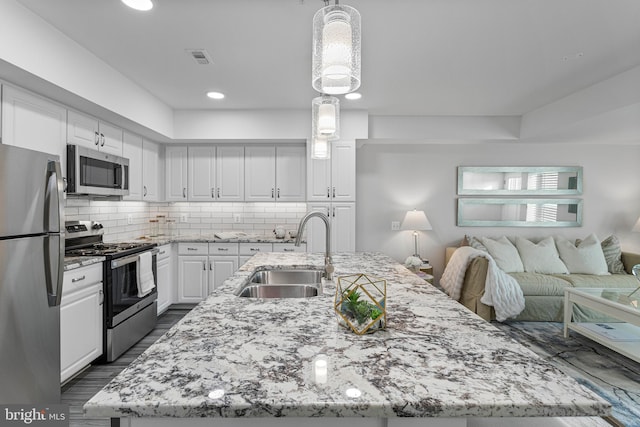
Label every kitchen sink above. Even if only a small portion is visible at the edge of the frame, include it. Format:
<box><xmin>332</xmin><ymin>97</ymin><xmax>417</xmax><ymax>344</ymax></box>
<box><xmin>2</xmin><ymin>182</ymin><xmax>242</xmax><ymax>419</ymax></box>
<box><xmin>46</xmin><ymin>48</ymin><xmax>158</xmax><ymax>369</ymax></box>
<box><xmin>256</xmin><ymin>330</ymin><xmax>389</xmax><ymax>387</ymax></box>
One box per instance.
<box><xmin>236</xmin><ymin>268</ymin><xmax>323</xmax><ymax>298</ymax></box>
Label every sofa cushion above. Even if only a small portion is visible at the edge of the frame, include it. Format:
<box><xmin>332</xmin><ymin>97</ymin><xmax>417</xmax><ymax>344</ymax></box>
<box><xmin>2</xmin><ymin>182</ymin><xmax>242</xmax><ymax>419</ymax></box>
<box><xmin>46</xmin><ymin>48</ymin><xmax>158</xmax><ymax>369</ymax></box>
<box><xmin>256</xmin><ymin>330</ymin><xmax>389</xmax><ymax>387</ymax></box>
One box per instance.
<box><xmin>596</xmin><ymin>235</ymin><xmax>626</xmax><ymax>274</ymax></box>
<box><xmin>555</xmin><ymin>234</ymin><xmax>609</xmax><ymax>275</ymax></box>
<box><xmin>480</xmin><ymin>236</ymin><xmax>524</xmax><ymax>272</ymax></box>
<box><xmin>509</xmin><ymin>272</ymin><xmax>572</xmax><ymax>296</ymax></box>
<box><xmin>553</xmin><ymin>273</ymin><xmax>638</xmax><ymax>289</ymax></box>
<box><xmin>515</xmin><ymin>236</ymin><xmax>569</xmax><ymax>274</ymax></box>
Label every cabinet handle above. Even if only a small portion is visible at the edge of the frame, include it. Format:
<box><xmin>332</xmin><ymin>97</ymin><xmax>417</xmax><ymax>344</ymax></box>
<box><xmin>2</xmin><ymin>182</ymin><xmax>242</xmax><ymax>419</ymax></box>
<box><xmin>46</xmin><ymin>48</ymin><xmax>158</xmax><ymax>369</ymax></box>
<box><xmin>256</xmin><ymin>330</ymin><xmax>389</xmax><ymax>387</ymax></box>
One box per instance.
<box><xmin>250</xmin><ymin>248</ymin><xmax>260</xmax><ymax>252</ymax></box>
<box><xmin>211</xmin><ymin>188</ymin><xmax>215</xmax><ymax>198</ymax></box>
<box><xmin>327</xmin><ymin>187</ymin><xmax>330</xmax><ymax>198</ymax></box>
<box><xmin>63</xmin><ymin>177</ymin><xmax>68</xmax><ymax>192</ymax></box>
<box><xmin>333</xmin><ymin>207</ymin><xmax>336</xmax><ymax>217</ymax></box>
<box><xmin>183</xmin><ymin>188</ymin><xmax>186</xmax><ymax>198</ymax></box>
<box><xmin>94</xmin><ymin>131</ymin><xmax>100</xmax><ymax>145</ymax></box>
<box><xmin>203</xmin><ymin>262</ymin><xmax>206</xmax><ymax>271</ymax></box>
<box><xmin>100</xmin><ymin>133</ymin><xmax>105</xmax><ymax>147</ymax></box>
<box><xmin>143</xmin><ymin>186</ymin><xmax>147</xmax><ymax>197</ymax></box>
<box><xmin>187</xmin><ymin>247</ymin><xmax>198</xmax><ymax>251</ymax></box>
<box><xmin>333</xmin><ymin>187</ymin><xmax>336</xmax><ymax>198</ymax></box>
<box><xmin>217</xmin><ymin>188</ymin><xmax>220</xmax><ymax>198</ymax></box>
<box><xmin>209</xmin><ymin>263</ymin><xmax>213</xmax><ymax>271</ymax></box>
<box><xmin>277</xmin><ymin>188</ymin><xmax>281</xmax><ymax>198</ymax></box>
<box><xmin>271</xmin><ymin>188</ymin><xmax>275</xmax><ymax>199</ymax></box>
<box><xmin>218</xmin><ymin>248</ymin><xmax>229</xmax><ymax>251</ymax></box>
<box><xmin>71</xmin><ymin>275</ymin><xmax>86</xmax><ymax>283</ymax></box>
<box><xmin>283</xmin><ymin>248</ymin><xmax>294</xmax><ymax>252</ymax></box>
<box><xmin>99</xmin><ymin>289</ymin><xmax>104</xmax><ymax>305</ymax></box>
<box><xmin>159</xmin><ymin>251</ymin><xmax>166</xmax><ymax>255</ymax></box>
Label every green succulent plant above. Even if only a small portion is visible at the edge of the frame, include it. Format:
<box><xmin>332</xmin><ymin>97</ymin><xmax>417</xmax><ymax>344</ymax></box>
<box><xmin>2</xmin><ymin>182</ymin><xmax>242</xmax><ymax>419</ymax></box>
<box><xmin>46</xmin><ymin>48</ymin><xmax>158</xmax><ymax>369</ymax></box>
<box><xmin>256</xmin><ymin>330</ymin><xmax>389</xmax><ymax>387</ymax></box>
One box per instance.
<box><xmin>340</xmin><ymin>290</ymin><xmax>384</xmax><ymax>325</ymax></box>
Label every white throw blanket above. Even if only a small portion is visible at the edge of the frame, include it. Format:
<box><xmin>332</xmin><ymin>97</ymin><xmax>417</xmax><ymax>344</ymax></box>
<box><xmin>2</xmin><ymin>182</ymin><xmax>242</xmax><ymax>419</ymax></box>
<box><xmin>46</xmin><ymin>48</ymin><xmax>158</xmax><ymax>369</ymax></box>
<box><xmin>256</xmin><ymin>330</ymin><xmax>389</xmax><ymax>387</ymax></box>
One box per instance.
<box><xmin>440</xmin><ymin>246</ymin><xmax>525</xmax><ymax>322</ymax></box>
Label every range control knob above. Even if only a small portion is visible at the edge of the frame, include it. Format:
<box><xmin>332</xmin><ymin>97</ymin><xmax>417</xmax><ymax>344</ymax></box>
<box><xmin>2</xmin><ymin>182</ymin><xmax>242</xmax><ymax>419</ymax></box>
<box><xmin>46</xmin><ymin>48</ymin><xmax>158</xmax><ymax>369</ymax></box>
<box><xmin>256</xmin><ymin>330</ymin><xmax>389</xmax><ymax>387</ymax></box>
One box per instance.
<box><xmin>92</xmin><ymin>222</ymin><xmax>104</xmax><ymax>230</ymax></box>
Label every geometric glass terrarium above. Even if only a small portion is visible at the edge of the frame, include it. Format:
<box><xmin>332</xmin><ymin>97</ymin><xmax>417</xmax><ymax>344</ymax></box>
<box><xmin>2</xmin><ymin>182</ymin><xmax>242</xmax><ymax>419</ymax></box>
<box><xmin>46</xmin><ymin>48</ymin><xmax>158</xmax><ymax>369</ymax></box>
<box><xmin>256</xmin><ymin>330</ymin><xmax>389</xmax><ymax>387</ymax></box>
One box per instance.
<box><xmin>334</xmin><ymin>274</ymin><xmax>386</xmax><ymax>335</ymax></box>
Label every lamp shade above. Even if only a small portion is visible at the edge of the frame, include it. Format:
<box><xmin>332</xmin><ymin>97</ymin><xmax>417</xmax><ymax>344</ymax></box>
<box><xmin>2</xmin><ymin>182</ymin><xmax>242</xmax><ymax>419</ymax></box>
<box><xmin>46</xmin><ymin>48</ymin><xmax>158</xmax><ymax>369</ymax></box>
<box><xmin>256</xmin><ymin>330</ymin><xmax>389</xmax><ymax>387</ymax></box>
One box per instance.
<box><xmin>401</xmin><ymin>210</ymin><xmax>432</xmax><ymax>231</ymax></box>
<box><xmin>312</xmin><ymin>4</ymin><xmax>361</xmax><ymax>95</ymax></box>
<box><xmin>633</xmin><ymin>217</ymin><xmax>640</xmax><ymax>232</ymax></box>
<box><xmin>312</xmin><ymin>95</ymin><xmax>340</xmax><ymax>141</ymax></box>
<box><xmin>311</xmin><ymin>136</ymin><xmax>331</xmax><ymax>160</ymax></box>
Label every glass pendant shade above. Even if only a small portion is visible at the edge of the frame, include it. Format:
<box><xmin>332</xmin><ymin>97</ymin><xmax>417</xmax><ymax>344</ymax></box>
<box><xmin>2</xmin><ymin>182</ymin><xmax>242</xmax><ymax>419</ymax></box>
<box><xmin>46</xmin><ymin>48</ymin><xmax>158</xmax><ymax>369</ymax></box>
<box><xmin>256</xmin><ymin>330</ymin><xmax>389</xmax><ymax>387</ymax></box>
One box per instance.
<box><xmin>312</xmin><ymin>96</ymin><xmax>340</xmax><ymax>142</ymax></box>
<box><xmin>312</xmin><ymin>4</ymin><xmax>361</xmax><ymax>95</ymax></box>
<box><xmin>311</xmin><ymin>136</ymin><xmax>331</xmax><ymax>160</ymax></box>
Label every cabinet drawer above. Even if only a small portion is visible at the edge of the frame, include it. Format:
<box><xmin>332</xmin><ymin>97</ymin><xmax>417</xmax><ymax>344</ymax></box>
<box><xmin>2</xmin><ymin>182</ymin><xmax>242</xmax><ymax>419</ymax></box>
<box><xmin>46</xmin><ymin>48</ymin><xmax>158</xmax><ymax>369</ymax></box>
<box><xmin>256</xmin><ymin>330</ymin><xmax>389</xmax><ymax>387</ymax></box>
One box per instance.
<box><xmin>178</xmin><ymin>242</ymin><xmax>209</xmax><ymax>255</ymax></box>
<box><xmin>209</xmin><ymin>242</ymin><xmax>239</xmax><ymax>255</ymax></box>
<box><xmin>272</xmin><ymin>243</ymin><xmax>307</xmax><ymax>253</ymax></box>
<box><xmin>63</xmin><ymin>263</ymin><xmax>103</xmax><ymax>296</ymax></box>
<box><xmin>156</xmin><ymin>244</ymin><xmax>172</xmax><ymax>260</ymax></box>
<box><xmin>239</xmin><ymin>242</ymin><xmax>273</xmax><ymax>255</ymax></box>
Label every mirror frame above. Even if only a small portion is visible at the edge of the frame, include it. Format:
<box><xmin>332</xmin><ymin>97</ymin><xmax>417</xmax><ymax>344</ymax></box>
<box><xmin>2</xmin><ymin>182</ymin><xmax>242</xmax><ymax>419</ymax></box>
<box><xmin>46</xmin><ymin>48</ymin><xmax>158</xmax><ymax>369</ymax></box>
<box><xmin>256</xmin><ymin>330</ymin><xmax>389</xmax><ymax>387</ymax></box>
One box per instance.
<box><xmin>457</xmin><ymin>198</ymin><xmax>583</xmax><ymax>227</ymax></box>
<box><xmin>457</xmin><ymin>166</ymin><xmax>583</xmax><ymax>195</ymax></box>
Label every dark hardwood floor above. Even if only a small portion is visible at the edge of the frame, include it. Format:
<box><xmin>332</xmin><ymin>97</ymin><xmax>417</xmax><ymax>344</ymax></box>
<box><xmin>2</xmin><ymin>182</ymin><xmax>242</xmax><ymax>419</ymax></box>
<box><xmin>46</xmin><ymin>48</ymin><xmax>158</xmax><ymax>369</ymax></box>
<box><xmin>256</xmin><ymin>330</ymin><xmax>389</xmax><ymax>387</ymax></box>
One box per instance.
<box><xmin>61</xmin><ymin>307</ymin><xmax>192</xmax><ymax>427</ymax></box>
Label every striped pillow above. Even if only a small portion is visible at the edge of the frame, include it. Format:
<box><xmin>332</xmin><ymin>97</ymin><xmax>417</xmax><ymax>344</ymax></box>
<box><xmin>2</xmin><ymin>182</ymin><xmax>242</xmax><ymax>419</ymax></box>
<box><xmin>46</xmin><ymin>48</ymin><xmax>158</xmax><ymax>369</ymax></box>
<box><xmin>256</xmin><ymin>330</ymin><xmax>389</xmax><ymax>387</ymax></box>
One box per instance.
<box><xmin>576</xmin><ymin>234</ymin><xmax>625</xmax><ymax>274</ymax></box>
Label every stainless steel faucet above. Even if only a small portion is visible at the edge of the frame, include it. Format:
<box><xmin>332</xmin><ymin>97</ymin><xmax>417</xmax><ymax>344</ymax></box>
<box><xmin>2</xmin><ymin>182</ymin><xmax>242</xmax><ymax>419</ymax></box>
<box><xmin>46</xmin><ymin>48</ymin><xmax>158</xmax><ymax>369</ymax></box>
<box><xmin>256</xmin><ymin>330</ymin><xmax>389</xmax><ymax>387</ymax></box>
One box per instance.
<box><xmin>295</xmin><ymin>211</ymin><xmax>334</xmax><ymax>280</ymax></box>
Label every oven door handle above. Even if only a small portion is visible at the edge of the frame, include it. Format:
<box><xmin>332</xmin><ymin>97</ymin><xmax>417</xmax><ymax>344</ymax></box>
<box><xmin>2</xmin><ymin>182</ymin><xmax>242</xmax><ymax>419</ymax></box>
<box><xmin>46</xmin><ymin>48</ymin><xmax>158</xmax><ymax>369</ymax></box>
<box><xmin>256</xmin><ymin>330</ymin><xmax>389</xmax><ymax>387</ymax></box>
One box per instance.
<box><xmin>110</xmin><ymin>249</ymin><xmax>159</xmax><ymax>270</ymax></box>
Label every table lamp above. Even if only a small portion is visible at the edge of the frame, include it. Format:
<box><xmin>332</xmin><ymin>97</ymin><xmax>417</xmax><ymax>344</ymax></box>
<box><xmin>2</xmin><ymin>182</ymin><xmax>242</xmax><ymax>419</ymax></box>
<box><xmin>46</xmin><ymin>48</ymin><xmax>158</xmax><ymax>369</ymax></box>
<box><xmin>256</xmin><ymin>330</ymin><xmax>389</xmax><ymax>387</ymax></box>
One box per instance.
<box><xmin>401</xmin><ymin>209</ymin><xmax>432</xmax><ymax>261</ymax></box>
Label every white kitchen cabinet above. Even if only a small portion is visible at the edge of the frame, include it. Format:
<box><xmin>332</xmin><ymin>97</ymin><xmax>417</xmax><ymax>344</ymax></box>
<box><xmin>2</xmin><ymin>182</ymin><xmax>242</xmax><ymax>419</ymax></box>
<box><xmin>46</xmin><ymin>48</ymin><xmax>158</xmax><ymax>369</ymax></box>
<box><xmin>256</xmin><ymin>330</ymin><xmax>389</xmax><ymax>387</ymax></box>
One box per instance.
<box><xmin>166</xmin><ymin>145</ymin><xmax>188</xmax><ymax>201</ymax></box>
<box><xmin>1</xmin><ymin>84</ymin><xmax>67</xmax><ymax>186</ymax></box>
<box><xmin>67</xmin><ymin>110</ymin><xmax>123</xmax><ymax>156</ymax></box>
<box><xmin>142</xmin><ymin>139</ymin><xmax>161</xmax><ymax>201</ymax></box>
<box><xmin>123</xmin><ymin>131</ymin><xmax>143</xmax><ymax>201</ymax></box>
<box><xmin>177</xmin><ymin>255</ymin><xmax>208</xmax><ymax>303</ymax></box>
<box><xmin>60</xmin><ymin>264</ymin><xmax>103</xmax><ymax>384</ymax></box>
<box><xmin>156</xmin><ymin>244</ymin><xmax>174</xmax><ymax>315</ymax></box>
<box><xmin>209</xmin><ymin>256</ymin><xmax>239</xmax><ymax>293</ymax></box>
<box><xmin>307</xmin><ymin>140</ymin><xmax>356</xmax><ymax>202</ymax></box>
<box><xmin>276</xmin><ymin>145</ymin><xmax>306</xmax><ymax>201</ymax></box>
<box><xmin>245</xmin><ymin>145</ymin><xmax>305</xmax><ymax>202</ymax></box>
<box><xmin>306</xmin><ymin>202</ymin><xmax>355</xmax><ymax>253</ymax></box>
<box><xmin>188</xmin><ymin>145</ymin><xmax>244</xmax><ymax>202</ymax></box>
<box><xmin>272</xmin><ymin>243</ymin><xmax>307</xmax><ymax>253</ymax></box>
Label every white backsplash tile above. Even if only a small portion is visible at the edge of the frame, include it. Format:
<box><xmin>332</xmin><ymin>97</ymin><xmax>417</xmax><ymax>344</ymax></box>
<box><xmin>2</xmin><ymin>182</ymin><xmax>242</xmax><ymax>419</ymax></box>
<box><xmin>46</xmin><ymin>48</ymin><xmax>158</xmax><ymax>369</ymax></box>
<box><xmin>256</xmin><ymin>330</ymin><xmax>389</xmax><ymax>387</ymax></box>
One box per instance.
<box><xmin>64</xmin><ymin>199</ymin><xmax>309</xmax><ymax>242</ymax></box>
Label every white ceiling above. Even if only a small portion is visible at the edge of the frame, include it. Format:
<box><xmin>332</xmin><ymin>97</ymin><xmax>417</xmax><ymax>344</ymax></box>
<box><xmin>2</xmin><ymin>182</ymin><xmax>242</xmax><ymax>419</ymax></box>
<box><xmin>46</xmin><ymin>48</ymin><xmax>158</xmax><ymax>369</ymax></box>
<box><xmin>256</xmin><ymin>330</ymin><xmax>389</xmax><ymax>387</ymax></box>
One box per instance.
<box><xmin>14</xmin><ymin>0</ymin><xmax>640</xmax><ymax>117</ymax></box>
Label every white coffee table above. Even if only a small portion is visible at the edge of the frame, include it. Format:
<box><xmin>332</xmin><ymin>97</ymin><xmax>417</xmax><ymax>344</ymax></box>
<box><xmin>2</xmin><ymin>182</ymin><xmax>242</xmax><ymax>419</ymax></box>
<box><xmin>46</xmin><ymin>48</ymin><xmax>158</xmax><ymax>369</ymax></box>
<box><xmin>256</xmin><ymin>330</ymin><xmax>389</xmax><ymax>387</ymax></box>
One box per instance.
<box><xmin>563</xmin><ymin>287</ymin><xmax>640</xmax><ymax>363</ymax></box>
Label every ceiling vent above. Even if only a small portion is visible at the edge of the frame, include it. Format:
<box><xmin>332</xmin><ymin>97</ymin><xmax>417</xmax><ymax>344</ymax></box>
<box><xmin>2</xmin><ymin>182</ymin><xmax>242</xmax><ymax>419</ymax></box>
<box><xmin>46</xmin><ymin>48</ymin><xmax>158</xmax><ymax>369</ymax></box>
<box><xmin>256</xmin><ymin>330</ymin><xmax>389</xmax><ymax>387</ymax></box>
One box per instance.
<box><xmin>185</xmin><ymin>49</ymin><xmax>212</xmax><ymax>65</ymax></box>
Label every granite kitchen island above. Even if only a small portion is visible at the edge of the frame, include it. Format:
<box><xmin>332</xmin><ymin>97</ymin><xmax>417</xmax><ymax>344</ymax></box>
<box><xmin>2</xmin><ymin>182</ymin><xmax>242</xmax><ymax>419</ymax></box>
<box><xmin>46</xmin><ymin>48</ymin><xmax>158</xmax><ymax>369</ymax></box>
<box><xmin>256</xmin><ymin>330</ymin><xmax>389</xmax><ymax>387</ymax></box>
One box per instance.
<box><xmin>84</xmin><ymin>252</ymin><xmax>610</xmax><ymax>427</ymax></box>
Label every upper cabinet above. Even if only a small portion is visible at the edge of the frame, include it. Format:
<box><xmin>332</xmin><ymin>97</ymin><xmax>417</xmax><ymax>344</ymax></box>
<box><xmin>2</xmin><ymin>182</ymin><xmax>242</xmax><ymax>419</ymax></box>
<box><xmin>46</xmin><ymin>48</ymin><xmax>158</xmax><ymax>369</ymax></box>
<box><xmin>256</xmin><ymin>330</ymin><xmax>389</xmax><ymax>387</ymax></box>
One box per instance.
<box><xmin>122</xmin><ymin>131</ymin><xmax>143</xmax><ymax>201</ymax></box>
<box><xmin>187</xmin><ymin>145</ymin><xmax>244</xmax><ymax>202</ymax></box>
<box><xmin>165</xmin><ymin>145</ymin><xmax>188</xmax><ymax>201</ymax></box>
<box><xmin>123</xmin><ymin>133</ymin><xmax>162</xmax><ymax>202</ymax></box>
<box><xmin>67</xmin><ymin>110</ymin><xmax>123</xmax><ymax>157</ymax></box>
<box><xmin>245</xmin><ymin>145</ymin><xmax>305</xmax><ymax>202</ymax></box>
<box><xmin>0</xmin><ymin>84</ymin><xmax>67</xmax><ymax>185</ymax></box>
<box><xmin>307</xmin><ymin>140</ymin><xmax>355</xmax><ymax>202</ymax></box>
<box><xmin>142</xmin><ymin>140</ymin><xmax>162</xmax><ymax>202</ymax></box>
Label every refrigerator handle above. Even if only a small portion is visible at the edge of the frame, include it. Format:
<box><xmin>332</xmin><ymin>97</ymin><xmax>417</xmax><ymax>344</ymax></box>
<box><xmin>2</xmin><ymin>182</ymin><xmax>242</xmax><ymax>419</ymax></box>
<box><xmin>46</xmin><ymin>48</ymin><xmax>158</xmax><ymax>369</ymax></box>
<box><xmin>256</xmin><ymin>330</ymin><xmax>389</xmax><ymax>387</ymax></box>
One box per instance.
<box><xmin>44</xmin><ymin>159</ymin><xmax>65</xmax><ymax>307</ymax></box>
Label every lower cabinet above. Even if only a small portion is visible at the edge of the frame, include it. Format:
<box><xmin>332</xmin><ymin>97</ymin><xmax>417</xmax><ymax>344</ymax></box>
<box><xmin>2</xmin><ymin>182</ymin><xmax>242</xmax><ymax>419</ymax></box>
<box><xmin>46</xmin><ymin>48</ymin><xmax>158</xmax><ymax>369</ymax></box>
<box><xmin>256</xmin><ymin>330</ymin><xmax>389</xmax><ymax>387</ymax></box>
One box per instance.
<box><xmin>209</xmin><ymin>256</ymin><xmax>239</xmax><ymax>293</ymax></box>
<box><xmin>177</xmin><ymin>255</ymin><xmax>208</xmax><ymax>303</ymax></box>
<box><xmin>60</xmin><ymin>264</ymin><xmax>103</xmax><ymax>384</ymax></box>
<box><xmin>156</xmin><ymin>244</ymin><xmax>174</xmax><ymax>315</ymax></box>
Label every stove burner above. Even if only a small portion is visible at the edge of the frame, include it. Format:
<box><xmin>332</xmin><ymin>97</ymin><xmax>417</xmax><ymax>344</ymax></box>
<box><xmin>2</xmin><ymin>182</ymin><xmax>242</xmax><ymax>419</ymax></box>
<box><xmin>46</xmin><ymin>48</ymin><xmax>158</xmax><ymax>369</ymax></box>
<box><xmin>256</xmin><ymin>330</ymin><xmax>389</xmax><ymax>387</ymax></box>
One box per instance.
<box><xmin>65</xmin><ymin>242</ymin><xmax>153</xmax><ymax>257</ymax></box>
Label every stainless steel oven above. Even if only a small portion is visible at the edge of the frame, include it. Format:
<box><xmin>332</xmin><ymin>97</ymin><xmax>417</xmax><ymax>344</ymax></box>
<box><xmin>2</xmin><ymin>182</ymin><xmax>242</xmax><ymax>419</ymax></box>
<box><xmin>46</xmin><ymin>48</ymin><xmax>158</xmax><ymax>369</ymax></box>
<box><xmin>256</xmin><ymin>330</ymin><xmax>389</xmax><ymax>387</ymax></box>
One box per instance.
<box><xmin>66</xmin><ymin>145</ymin><xmax>129</xmax><ymax>196</ymax></box>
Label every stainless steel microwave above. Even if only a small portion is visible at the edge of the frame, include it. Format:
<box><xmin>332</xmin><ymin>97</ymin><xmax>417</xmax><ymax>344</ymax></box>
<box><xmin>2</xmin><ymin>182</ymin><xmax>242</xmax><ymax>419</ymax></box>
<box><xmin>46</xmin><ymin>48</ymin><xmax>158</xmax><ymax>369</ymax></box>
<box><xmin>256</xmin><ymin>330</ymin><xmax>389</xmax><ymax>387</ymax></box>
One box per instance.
<box><xmin>66</xmin><ymin>145</ymin><xmax>129</xmax><ymax>196</ymax></box>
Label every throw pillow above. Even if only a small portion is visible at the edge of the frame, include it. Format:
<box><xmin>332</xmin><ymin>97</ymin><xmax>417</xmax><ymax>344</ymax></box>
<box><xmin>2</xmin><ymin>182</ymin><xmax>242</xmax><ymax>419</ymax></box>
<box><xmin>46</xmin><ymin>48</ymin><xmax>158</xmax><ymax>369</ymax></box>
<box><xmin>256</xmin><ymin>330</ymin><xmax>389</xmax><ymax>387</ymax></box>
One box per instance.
<box><xmin>466</xmin><ymin>235</ymin><xmax>488</xmax><ymax>252</ymax></box>
<box><xmin>576</xmin><ymin>235</ymin><xmax>626</xmax><ymax>274</ymax></box>
<box><xmin>555</xmin><ymin>234</ymin><xmax>609</xmax><ymax>275</ymax></box>
<box><xmin>515</xmin><ymin>236</ymin><xmax>569</xmax><ymax>274</ymax></box>
<box><xmin>479</xmin><ymin>236</ymin><xmax>524</xmax><ymax>272</ymax></box>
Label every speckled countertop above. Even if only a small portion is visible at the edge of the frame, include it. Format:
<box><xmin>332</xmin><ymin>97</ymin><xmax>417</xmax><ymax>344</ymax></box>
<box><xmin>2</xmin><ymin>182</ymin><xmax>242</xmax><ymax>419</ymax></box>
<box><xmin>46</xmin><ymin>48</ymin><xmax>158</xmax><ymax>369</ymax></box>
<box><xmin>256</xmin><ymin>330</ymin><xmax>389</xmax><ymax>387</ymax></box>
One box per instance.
<box><xmin>127</xmin><ymin>233</ymin><xmax>305</xmax><ymax>246</ymax></box>
<box><xmin>64</xmin><ymin>256</ymin><xmax>105</xmax><ymax>271</ymax></box>
<box><xmin>83</xmin><ymin>252</ymin><xmax>609</xmax><ymax>420</ymax></box>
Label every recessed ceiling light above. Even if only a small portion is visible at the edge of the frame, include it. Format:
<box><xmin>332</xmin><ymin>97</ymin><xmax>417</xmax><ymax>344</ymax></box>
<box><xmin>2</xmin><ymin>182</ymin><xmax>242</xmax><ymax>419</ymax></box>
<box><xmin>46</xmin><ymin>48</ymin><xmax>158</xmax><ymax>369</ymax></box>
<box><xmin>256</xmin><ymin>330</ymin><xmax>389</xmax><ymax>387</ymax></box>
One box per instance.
<box><xmin>206</xmin><ymin>91</ymin><xmax>225</xmax><ymax>100</ymax></box>
<box><xmin>121</xmin><ymin>0</ymin><xmax>153</xmax><ymax>11</ymax></box>
<box><xmin>345</xmin><ymin>92</ymin><xmax>362</xmax><ymax>100</ymax></box>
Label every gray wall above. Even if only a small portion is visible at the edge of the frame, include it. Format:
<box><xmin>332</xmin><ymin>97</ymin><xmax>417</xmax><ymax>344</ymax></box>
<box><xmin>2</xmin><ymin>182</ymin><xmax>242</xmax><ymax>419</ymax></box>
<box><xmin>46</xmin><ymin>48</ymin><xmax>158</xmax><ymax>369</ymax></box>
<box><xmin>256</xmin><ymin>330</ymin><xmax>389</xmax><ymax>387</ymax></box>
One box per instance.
<box><xmin>356</xmin><ymin>142</ymin><xmax>640</xmax><ymax>282</ymax></box>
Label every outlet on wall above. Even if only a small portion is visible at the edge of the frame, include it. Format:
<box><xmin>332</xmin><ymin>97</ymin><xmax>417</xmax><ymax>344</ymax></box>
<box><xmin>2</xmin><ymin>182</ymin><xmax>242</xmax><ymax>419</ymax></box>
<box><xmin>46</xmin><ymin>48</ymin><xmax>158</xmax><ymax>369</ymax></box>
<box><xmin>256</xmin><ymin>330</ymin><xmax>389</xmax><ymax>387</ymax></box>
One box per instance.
<box><xmin>180</xmin><ymin>214</ymin><xmax>188</xmax><ymax>223</ymax></box>
<box><xmin>233</xmin><ymin>213</ymin><xmax>242</xmax><ymax>223</ymax></box>
<box><xmin>127</xmin><ymin>214</ymin><xmax>133</xmax><ymax>225</ymax></box>
<box><xmin>391</xmin><ymin>221</ymin><xmax>400</xmax><ymax>231</ymax></box>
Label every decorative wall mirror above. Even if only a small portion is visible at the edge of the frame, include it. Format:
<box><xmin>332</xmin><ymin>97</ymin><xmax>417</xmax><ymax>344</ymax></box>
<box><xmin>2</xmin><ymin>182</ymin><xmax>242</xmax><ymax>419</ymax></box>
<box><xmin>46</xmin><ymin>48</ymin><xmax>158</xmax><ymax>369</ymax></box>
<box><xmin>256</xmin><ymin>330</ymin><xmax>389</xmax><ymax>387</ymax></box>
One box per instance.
<box><xmin>457</xmin><ymin>166</ymin><xmax>583</xmax><ymax>195</ymax></box>
<box><xmin>457</xmin><ymin>198</ymin><xmax>583</xmax><ymax>227</ymax></box>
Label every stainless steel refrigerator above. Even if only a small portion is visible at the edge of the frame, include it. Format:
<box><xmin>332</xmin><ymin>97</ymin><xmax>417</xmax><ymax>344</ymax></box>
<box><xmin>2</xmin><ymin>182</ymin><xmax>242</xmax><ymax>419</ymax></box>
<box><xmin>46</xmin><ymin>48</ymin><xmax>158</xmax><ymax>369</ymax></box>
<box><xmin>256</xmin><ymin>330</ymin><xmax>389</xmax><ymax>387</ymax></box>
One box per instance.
<box><xmin>0</xmin><ymin>144</ymin><xmax>64</xmax><ymax>403</ymax></box>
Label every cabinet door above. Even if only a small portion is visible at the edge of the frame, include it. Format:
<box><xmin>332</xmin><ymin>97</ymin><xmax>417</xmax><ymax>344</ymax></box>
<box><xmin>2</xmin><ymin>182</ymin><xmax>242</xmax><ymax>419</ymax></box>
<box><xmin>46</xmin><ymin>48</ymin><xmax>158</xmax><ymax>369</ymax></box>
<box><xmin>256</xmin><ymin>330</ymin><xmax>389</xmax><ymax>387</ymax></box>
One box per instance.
<box><xmin>97</xmin><ymin>121</ymin><xmax>123</xmax><ymax>156</ymax></box>
<box><xmin>331</xmin><ymin>140</ymin><xmax>356</xmax><ymax>202</ymax></box>
<box><xmin>123</xmin><ymin>131</ymin><xmax>143</xmax><ymax>201</ymax></box>
<box><xmin>332</xmin><ymin>203</ymin><xmax>356</xmax><ymax>252</ymax></box>
<box><xmin>178</xmin><ymin>256</ymin><xmax>207</xmax><ymax>303</ymax></box>
<box><xmin>166</xmin><ymin>146</ymin><xmax>188</xmax><ymax>201</ymax></box>
<box><xmin>307</xmin><ymin>145</ymin><xmax>332</xmax><ymax>201</ymax></box>
<box><xmin>188</xmin><ymin>145</ymin><xmax>216</xmax><ymax>201</ymax></box>
<box><xmin>216</xmin><ymin>146</ymin><xmax>244</xmax><ymax>201</ymax></box>
<box><xmin>67</xmin><ymin>110</ymin><xmax>100</xmax><ymax>149</ymax></box>
<box><xmin>209</xmin><ymin>256</ymin><xmax>239</xmax><ymax>294</ymax></box>
<box><xmin>1</xmin><ymin>85</ymin><xmax>67</xmax><ymax>184</ymax></box>
<box><xmin>305</xmin><ymin>203</ymin><xmax>331</xmax><ymax>254</ymax></box>
<box><xmin>156</xmin><ymin>257</ymin><xmax>172</xmax><ymax>315</ymax></box>
<box><xmin>142</xmin><ymin>139</ymin><xmax>160</xmax><ymax>201</ymax></box>
<box><xmin>245</xmin><ymin>146</ymin><xmax>276</xmax><ymax>201</ymax></box>
<box><xmin>60</xmin><ymin>282</ymin><xmax>103</xmax><ymax>383</ymax></box>
<box><xmin>276</xmin><ymin>145</ymin><xmax>306</xmax><ymax>201</ymax></box>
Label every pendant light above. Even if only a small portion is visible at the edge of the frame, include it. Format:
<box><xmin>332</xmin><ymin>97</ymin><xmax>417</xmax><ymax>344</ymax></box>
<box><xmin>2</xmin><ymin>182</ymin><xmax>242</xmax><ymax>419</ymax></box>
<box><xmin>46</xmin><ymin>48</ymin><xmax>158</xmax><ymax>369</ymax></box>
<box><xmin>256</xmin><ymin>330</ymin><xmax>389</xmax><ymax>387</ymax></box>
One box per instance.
<box><xmin>311</xmin><ymin>136</ymin><xmax>331</xmax><ymax>160</ymax></box>
<box><xmin>312</xmin><ymin>1</ymin><xmax>361</xmax><ymax>95</ymax></box>
<box><xmin>312</xmin><ymin>95</ymin><xmax>340</xmax><ymax>139</ymax></box>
